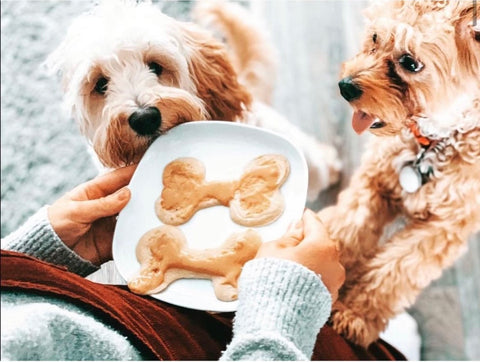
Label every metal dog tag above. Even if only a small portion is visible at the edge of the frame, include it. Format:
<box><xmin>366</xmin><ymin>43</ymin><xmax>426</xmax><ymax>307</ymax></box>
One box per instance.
<box><xmin>399</xmin><ymin>164</ymin><xmax>422</xmax><ymax>193</ymax></box>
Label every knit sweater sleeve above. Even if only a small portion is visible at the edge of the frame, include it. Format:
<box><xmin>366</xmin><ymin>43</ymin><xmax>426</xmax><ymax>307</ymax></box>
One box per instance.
<box><xmin>221</xmin><ymin>257</ymin><xmax>332</xmax><ymax>361</ymax></box>
<box><xmin>1</xmin><ymin>206</ymin><xmax>99</xmax><ymax>277</ymax></box>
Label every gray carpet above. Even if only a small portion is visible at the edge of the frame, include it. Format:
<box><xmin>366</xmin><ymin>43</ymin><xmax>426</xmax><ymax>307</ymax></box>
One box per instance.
<box><xmin>1</xmin><ymin>1</ymin><xmax>97</xmax><ymax>236</ymax></box>
<box><xmin>2</xmin><ymin>1</ymin><xmax>479</xmax><ymax>360</ymax></box>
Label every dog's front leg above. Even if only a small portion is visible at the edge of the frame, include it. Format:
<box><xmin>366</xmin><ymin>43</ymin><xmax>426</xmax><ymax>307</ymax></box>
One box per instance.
<box><xmin>332</xmin><ymin>222</ymin><xmax>468</xmax><ymax>347</ymax></box>
<box><xmin>317</xmin><ymin>170</ymin><xmax>396</xmax><ymax>272</ymax></box>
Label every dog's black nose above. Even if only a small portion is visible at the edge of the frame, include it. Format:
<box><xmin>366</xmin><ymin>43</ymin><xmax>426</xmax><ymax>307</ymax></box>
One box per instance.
<box><xmin>338</xmin><ymin>76</ymin><xmax>363</xmax><ymax>101</ymax></box>
<box><xmin>128</xmin><ymin>107</ymin><xmax>161</xmax><ymax>136</ymax></box>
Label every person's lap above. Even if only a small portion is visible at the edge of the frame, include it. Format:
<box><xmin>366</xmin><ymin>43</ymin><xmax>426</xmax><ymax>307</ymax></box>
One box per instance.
<box><xmin>1</xmin><ymin>250</ymin><xmax>405</xmax><ymax>360</ymax></box>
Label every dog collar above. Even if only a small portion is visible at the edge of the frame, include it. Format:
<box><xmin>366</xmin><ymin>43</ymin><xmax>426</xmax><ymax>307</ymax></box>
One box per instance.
<box><xmin>400</xmin><ymin>122</ymin><xmax>437</xmax><ymax>193</ymax></box>
<box><xmin>407</xmin><ymin>122</ymin><xmax>433</xmax><ymax>148</ymax></box>
<box><xmin>399</xmin><ymin>147</ymin><xmax>434</xmax><ymax>193</ymax></box>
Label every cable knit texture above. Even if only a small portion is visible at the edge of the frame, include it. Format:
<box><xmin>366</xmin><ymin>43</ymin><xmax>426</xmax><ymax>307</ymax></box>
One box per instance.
<box><xmin>1</xmin><ymin>206</ymin><xmax>99</xmax><ymax>276</ymax></box>
<box><xmin>221</xmin><ymin>258</ymin><xmax>332</xmax><ymax>360</ymax></box>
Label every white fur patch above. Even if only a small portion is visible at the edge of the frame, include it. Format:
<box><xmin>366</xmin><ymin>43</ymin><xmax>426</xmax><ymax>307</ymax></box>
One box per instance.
<box><xmin>416</xmin><ymin>93</ymin><xmax>478</xmax><ymax>139</ymax></box>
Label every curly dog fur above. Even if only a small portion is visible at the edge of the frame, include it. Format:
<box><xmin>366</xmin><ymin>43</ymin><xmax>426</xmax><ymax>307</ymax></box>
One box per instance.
<box><xmin>318</xmin><ymin>0</ymin><xmax>480</xmax><ymax>346</ymax></box>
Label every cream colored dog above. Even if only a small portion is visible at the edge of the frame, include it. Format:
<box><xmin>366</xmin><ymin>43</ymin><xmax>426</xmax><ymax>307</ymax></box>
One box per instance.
<box><xmin>47</xmin><ymin>0</ymin><xmax>341</xmax><ymax>200</ymax></box>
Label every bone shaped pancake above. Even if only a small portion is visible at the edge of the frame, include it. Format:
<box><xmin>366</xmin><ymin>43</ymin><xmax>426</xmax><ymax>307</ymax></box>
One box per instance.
<box><xmin>128</xmin><ymin>225</ymin><xmax>262</xmax><ymax>301</ymax></box>
<box><xmin>155</xmin><ymin>154</ymin><xmax>290</xmax><ymax>226</ymax></box>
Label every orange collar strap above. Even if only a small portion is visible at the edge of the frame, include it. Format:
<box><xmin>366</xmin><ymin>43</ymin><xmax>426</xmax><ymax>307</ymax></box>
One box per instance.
<box><xmin>408</xmin><ymin>122</ymin><xmax>432</xmax><ymax>147</ymax></box>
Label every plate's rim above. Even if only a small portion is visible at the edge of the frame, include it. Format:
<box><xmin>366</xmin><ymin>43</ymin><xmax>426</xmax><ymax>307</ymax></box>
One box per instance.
<box><xmin>163</xmin><ymin>120</ymin><xmax>308</xmax><ymax>170</ymax></box>
<box><xmin>112</xmin><ymin>120</ymin><xmax>308</xmax><ymax>311</ymax></box>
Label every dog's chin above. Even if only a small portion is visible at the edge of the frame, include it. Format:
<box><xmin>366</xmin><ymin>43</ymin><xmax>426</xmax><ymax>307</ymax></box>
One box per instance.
<box><xmin>95</xmin><ymin>119</ymin><xmax>204</xmax><ymax>168</ymax></box>
<box><xmin>368</xmin><ymin>122</ymin><xmax>403</xmax><ymax>137</ymax></box>
<box><xmin>94</xmin><ymin>132</ymin><xmax>154</xmax><ymax>168</ymax></box>
<box><xmin>91</xmin><ymin>100</ymin><xmax>208</xmax><ymax>168</ymax></box>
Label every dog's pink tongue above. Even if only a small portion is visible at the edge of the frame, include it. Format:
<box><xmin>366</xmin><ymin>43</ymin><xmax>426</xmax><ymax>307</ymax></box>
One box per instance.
<box><xmin>352</xmin><ymin>111</ymin><xmax>375</xmax><ymax>134</ymax></box>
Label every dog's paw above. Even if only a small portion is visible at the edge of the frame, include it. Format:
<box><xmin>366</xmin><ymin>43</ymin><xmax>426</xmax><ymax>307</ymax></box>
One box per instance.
<box><xmin>304</xmin><ymin>142</ymin><xmax>342</xmax><ymax>201</ymax></box>
<box><xmin>331</xmin><ymin>308</ymin><xmax>380</xmax><ymax>347</ymax></box>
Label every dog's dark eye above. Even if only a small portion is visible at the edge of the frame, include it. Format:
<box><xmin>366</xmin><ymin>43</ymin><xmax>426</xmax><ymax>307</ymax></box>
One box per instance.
<box><xmin>94</xmin><ymin>77</ymin><xmax>108</xmax><ymax>95</ymax></box>
<box><xmin>398</xmin><ymin>54</ymin><xmax>424</xmax><ymax>73</ymax></box>
<box><xmin>372</xmin><ymin>33</ymin><xmax>377</xmax><ymax>43</ymax></box>
<box><xmin>148</xmin><ymin>62</ymin><xmax>163</xmax><ymax>76</ymax></box>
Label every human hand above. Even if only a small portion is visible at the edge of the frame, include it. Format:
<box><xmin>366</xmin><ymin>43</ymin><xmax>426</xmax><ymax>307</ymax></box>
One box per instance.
<box><xmin>48</xmin><ymin>165</ymin><xmax>137</xmax><ymax>265</ymax></box>
<box><xmin>255</xmin><ymin>209</ymin><xmax>345</xmax><ymax>302</ymax></box>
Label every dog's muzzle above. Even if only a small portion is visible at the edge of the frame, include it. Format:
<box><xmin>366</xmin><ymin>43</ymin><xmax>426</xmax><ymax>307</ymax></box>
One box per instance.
<box><xmin>338</xmin><ymin>76</ymin><xmax>363</xmax><ymax>102</ymax></box>
<box><xmin>128</xmin><ymin>106</ymin><xmax>162</xmax><ymax>136</ymax></box>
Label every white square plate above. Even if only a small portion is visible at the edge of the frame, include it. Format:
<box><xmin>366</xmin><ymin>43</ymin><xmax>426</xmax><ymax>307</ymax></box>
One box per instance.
<box><xmin>112</xmin><ymin>121</ymin><xmax>308</xmax><ymax>312</ymax></box>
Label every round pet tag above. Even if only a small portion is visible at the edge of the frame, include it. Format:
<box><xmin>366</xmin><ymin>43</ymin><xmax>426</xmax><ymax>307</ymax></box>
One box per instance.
<box><xmin>399</xmin><ymin>165</ymin><xmax>422</xmax><ymax>193</ymax></box>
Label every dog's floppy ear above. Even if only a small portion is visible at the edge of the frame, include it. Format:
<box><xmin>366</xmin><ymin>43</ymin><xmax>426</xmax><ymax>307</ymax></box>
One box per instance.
<box><xmin>453</xmin><ymin>1</ymin><xmax>480</xmax><ymax>78</ymax></box>
<box><xmin>181</xmin><ymin>24</ymin><xmax>252</xmax><ymax>121</ymax></box>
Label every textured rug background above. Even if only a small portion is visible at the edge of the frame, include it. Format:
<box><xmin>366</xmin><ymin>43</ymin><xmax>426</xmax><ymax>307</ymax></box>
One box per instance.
<box><xmin>1</xmin><ymin>1</ymin><xmax>479</xmax><ymax>360</ymax></box>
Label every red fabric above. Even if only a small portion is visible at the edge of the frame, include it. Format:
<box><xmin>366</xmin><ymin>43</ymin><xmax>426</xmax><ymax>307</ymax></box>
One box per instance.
<box><xmin>1</xmin><ymin>250</ymin><xmax>405</xmax><ymax>360</ymax></box>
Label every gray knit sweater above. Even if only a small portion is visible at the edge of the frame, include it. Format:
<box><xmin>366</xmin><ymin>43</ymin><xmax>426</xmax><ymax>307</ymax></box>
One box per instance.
<box><xmin>1</xmin><ymin>207</ymin><xmax>332</xmax><ymax>361</ymax></box>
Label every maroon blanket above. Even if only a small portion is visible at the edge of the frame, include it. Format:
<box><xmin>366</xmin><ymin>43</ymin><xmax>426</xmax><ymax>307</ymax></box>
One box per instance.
<box><xmin>1</xmin><ymin>250</ymin><xmax>405</xmax><ymax>360</ymax></box>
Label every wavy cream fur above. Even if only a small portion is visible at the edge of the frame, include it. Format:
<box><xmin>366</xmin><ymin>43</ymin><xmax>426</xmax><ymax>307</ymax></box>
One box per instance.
<box><xmin>47</xmin><ymin>0</ymin><xmax>249</xmax><ymax>168</ymax></box>
<box><xmin>47</xmin><ymin>0</ymin><xmax>341</xmax><ymax>197</ymax></box>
